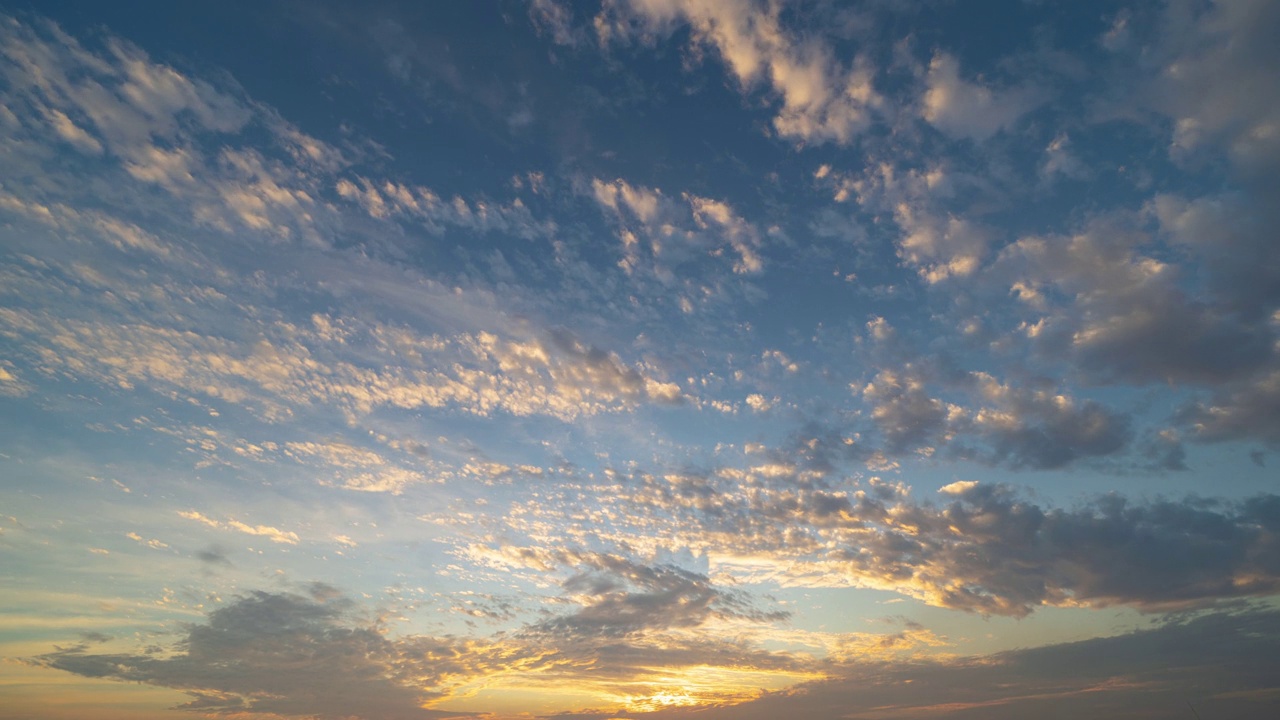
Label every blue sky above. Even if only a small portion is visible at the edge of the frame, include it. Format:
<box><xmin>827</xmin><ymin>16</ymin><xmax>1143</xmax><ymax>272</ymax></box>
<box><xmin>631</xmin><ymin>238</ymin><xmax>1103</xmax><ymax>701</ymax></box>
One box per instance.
<box><xmin>1</xmin><ymin>1</ymin><xmax>1279</xmax><ymax>718</ymax></box>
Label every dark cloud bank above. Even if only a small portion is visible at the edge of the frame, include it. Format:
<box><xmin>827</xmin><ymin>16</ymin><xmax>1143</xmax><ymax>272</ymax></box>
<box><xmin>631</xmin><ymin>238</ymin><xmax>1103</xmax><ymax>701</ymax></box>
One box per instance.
<box><xmin>33</xmin><ymin>588</ymin><xmax>1280</xmax><ymax>720</ymax></box>
<box><xmin>32</xmin><ymin>485</ymin><xmax>1280</xmax><ymax>720</ymax></box>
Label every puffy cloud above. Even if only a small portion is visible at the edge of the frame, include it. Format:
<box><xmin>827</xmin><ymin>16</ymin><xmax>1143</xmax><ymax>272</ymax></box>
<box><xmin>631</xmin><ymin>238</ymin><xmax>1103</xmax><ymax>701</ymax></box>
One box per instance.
<box><xmin>596</xmin><ymin>0</ymin><xmax>880</xmax><ymax>144</ymax></box>
<box><xmin>1148</xmin><ymin>0</ymin><xmax>1280</xmax><ymax>176</ymax></box>
<box><xmin>845</xmin><ymin>484</ymin><xmax>1280</xmax><ymax>616</ymax></box>
<box><xmin>30</xmin><ymin>591</ymin><xmax>470</xmax><ymax>718</ymax></box>
<box><xmin>687</xmin><ymin>195</ymin><xmax>764</xmax><ymax>275</ymax></box>
<box><xmin>1039</xmin><ymin>133</ymin><xmax>1089</xmax><ymax>181</ymax></box>
<box><xmin>893</xmin><ymin>203</ymin><xmax>990</xmax><ymax>283</ymax></box>
<box><xmin>860</xmin><ymin>367</ymin><xmax>955</xmax><ymax>453</ymax></box>
<box><xmin>921</xmin><ymin>52</ymin><xmax>1039</xmax><ymax>141</ymax></box>
<box><xmin>0</xmin><ymin>17</ymin><xmax>250</xmax><ymax>158</ymax></box>
<box><xmin>34</xmin><ymin>584</ymin><xmax>814</xmax><ymax>718</ymax></box>
<box><xmin>856</xmin><ymin>366</ymin><xmax>1128</xmax><ymax>469</ymax></box>
<box><xmin>64</xmin><ymin>589</ymin><xmax>1276</xmax><ymax>720</ymax></box>
<box><xmin>522</xmin><ymin>551</ymin><xmax>787</xmax><ymax>638</ymax></box>
<box><xmin>603</xmin><ymin>471</ymin><xmax>1280</xmax><ymax>617</ymax></box>
<box><xmin>1150</xmin><ymin>193</ymin><xmax>1280</xmax><ymax>321</ymax></box>
<box><xmin>996</xmin><ymin>218</ymin><xmax>1276</xmax><ymax>387</ymax></box>
<box><xmin>960</xmin><ymin>373</ymin><xmax>1132</xmax><ymax>469</ymax></box>
<box><xmin>282</xmin><ymin>440</ymin><xmax>430</xmax><ymax>494</ymax></box>
<box><xmin>1178</xmin><ymin>369</ymin><xmax>1280</xmax><ymax>446</ymax></box>
<box><xmin>834</xmin><ymin>161</ymin><xmax>998</xmax><ymax>285</ymax></box>
<box><xmin>592</xmin><ymin>177</ymin><xmax>764</xmax><ymax>277</ymax></box>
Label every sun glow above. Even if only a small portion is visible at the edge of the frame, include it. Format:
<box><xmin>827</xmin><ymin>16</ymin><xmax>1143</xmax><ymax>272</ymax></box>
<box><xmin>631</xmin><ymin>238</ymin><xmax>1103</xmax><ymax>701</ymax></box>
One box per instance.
<box><xmin>609</xmin><ymin>665</ymin><xmax>826</xmax><ymax>713</ymax></box>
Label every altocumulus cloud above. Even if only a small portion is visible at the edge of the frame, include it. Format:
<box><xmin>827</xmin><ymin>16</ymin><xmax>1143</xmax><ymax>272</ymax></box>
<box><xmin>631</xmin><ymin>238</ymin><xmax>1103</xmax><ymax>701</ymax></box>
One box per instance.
<box><xmin>602</xmin><ymin>473</ymin><xmax>1280</xmax><ymax>617</ymax></box>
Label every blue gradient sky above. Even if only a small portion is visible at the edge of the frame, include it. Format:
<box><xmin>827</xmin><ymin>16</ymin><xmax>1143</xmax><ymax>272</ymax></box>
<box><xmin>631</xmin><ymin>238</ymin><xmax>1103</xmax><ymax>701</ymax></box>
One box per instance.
<box><xmin>2</xmin><ymin>1</ymin><xmax>1279</xmax><ymax>718</ymax></box>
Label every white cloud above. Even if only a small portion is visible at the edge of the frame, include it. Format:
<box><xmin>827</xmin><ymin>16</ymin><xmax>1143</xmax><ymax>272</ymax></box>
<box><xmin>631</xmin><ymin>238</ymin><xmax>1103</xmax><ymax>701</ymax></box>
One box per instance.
<box><xmin>1040</xmin><ymin>133</ymin><xmax>1089</xmax><ymax>181</ymax></box>
<box><xmin>592</xmin><ymin>177</ymin><xmax>765</xmax><ymax>277</ymax></box>
<box><xmin>596</xmin><ymin>0</ymin><xmax>880</xmax><ymax>145</ymax></box>
<box><xmin>178</xmin><ymin>510</ymin><xmax>300</xmax><ymax>545</ymax></box>
<box><xmin>529</xmin><ymin>0</ymin><xmax>581</xmax><ymax>47</ymax></box>
<box><xmin>921</xmin><ymin>53</ymin><xmax>1038</xmax><ymax>141</ymax></box>
<box><xmin>42</xmin><ymin>107</ymin><xmax>102</xmax><ymax>154</ymax></box>
<box><xmin>336</xmin><ymin>175</ymin><xmax>553</xmax><ymax>240</ymax></box>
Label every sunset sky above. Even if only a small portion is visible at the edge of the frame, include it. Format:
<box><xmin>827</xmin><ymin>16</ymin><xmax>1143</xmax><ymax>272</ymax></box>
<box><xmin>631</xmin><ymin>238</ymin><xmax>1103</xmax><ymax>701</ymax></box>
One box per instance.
<box><xmin>2</xmin><ymin>1</ymin><xmax>1279</xmax><ymax>718</ymax></box>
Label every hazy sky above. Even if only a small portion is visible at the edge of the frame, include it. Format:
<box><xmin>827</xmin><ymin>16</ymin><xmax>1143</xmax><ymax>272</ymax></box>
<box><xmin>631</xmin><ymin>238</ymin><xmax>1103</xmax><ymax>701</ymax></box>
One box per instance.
<box><xmin>2</xmin><ymin>1</ymin><xmax>1279</xmax><ymax>718</ymax></box>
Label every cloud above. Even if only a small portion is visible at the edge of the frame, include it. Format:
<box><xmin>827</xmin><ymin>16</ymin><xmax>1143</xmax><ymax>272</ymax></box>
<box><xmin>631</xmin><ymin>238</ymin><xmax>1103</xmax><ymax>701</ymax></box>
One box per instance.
<box><xmin>1177</xmin><ymin>370</ymin><xmax>1280</xmax><ymax>446</ymax></box>
<box><xmin>860</xmin><ymin>366</ymin><xmax>955</xmax><ymax>452</ymax></box>
<box><xmin>855</xmin><ymin>364</ymin><xmax>1129</xmax><ymax>469</ymax></box>
<box><xmin>995</xmin><ymin>216</ymin><xmax>1276</xmax><ymax>387</ymax></box>
<box><xmin>1150</xmin><ymin>192</ymin><xmax>1280</xmax><ymax>322</ymax></box>
<box><xmin>178</xmin><ymin>510</ymin><xmax>300</xmax><ymax>545</ymax></box>
<box><xmin>125</xmin><ymin>531</ymin><xmax>168</xmax><ymax>550</ymax></box>
<box><xmin>32</xmin><ymin>584</ymin><xmax>814</xmax><ymax>717</ymax></box>
<box><xmin>0</xmin><ymin>306</ymin><xmax>683</xmax><ymax>426</ymax></box>
<box><xmin>521</xmin><ymin>551</ymin><xmax>787</xmax><ymax>638</ymax></box>
<box><xmin>591</xmin><ymin>177</ymin><xmax>765</xmax><ymax>277</ymax></box>
<box><xmin>195</xmin><ymin>546</ymin><xmax>232</xmax><ymax>566</ymax></box>
<box><xmin>49</xmin><ymin>584</ymin><xmax>1275</xmax><ymax>719</ymax></box>
<box><xmin>596</xmin><ymin>0</ymin><xmax>880</xmax><ymax>144</ymax></box>
<box><xmin>632</xmin><ymin>606</ymin><xmax>1280</xmax><ymax>720</ymax></box>
<box><xmin>1039</xmin><ymin>133</ymin><xmax>1089</xmax><ymax>181</ymax></box>
<box><xmin>959</xmin><ymin>372</ymin><xmax>1132</xmax><ymax>469</ymax></box>
<box><xmin>31</xmin><ymin>591</ymin><xmax>465</xmax><ymax>719</ymax></box>
<box><xmin>921</xmin><ymin>52</ymin><xmax>1039</xmax><ymax>141</ymax></box>
<box><xmin>893</xmin><ymin>202</ymin><xmax>991</xmax><ymax>283</ymax></box>
<box><xmin>528</xmin><ymin>0</ymin><xmax>583</xmax><ymax>48</ymax></box>
<box><xmin>280</xmin><ymin>440</ymin><xmax>430</xmax><ymax>494</ymax></box>
<box><xmin>1146</xmin><ymin>0</ymin><xmax>1280</xmax><ymax>176</ymax></box>
<box><xmin>335</xmin><ymin>175</ymin><xmax>553</xmax><ymax>240</ymax></box>
<box><xmin>833</xmin><ymin>160</ymin><xmax>998</xmax><ymax>285</ymax></box>
<box><xmin>605</xmin><ymin>471</ymin><xmax>1280</xmax><ymax>617</ymax></box>
<box><xmin>0</xmin><ymin>17</ymin><xmax>250</xmax><ymax>159</ymax></box>
<box><xmin>0</xmin><ymin>14</ymin><xmax>341</xmax><ymax>245</ymax></box>
<box><xmin>850</xmin><ymin>484</ymin><xmax>1280</xmax><ymax>616</ymax></box>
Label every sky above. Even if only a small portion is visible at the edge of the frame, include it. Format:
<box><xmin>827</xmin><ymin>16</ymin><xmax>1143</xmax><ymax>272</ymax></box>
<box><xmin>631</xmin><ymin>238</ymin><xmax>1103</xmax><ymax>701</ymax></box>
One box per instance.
<box><xmin>1</xmin><ymin>0</ymin><xmax>1278</xmax><ymax>718</ymax></box>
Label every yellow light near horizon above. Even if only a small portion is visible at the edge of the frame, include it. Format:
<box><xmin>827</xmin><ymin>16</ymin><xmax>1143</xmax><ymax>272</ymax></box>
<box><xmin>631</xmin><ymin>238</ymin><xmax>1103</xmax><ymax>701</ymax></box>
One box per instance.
<box><xmin>607</xmin><ymin>664</ymin><xmax>826</xmax><ymax>714</ymax></box>
<box><xmin>432</xmin><ymin>662</ymin><xmax>825</xmax><ymax>716</ymax></box>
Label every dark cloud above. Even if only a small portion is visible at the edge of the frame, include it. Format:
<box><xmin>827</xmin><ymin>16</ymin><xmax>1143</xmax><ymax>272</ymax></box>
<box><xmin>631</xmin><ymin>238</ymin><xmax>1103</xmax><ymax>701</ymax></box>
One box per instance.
<box><xmin>32</xmin><ymin>581</ymin><xmax>810</xmax><ymax>718</ymax></box>
<box><xmin>994</xmin><ymin>216</ymin><xmax>1276</xmax><ymax>389</ymax></box>
<box><xmin>1177</xmin><ymin>371</ymin><xmax>1280</xmax><ymax>446</ymax></box>
<box><xmin>33</xmin><ymin>583</ymin><xmax>1280</xmax><ymax>720</ymax></box>
<box><xmin>31</xmin><ymin>591</ymin><xmax>470</xmax><ymax>719</ymax></box>
<box><xmin>531</xmin><ymin>553</ymin><xmax>787</xmax><ymax>639</ymax></box>
<box><xmin>861</xmin><ymin>367</ymin><xmax>949</xmax><ymax>453</ymax></box>
<box><xmin>831</xmin><ymin>484</ymin><xmax>1280</xmax><ymax>616</ymax></box>
<box><xmin>195</xmin><ymin>545</ymin><xmax>232</xmax><ymax>566</ymax></box>
<box><xmin>1144</xmin><ymin>0</ymin><xmax>1280</xmax><ymax>180</ymax></box>
<box><xmin>957</xmin><ymin>374</ymin><xmax>1133</xmax><ymax>469</ymax></box>
<box><xmin>857</xmin><ymin>364</ymin><xmax>1135</xmax><ymax>469</ymax></box>
<box><xmin>1137</xmin><ymin>429</ymin><xmax>1188</xmax><ymax>472</ymax></box>
<box><xmin>628</xmin><ymin>606</ymin><xmax>1280</xmax><ymax>720</ymax></box>
<box><xmin>616</xmin><ymin>472</ymin><xmax>1280</xmax><ymax>617</ymax></box>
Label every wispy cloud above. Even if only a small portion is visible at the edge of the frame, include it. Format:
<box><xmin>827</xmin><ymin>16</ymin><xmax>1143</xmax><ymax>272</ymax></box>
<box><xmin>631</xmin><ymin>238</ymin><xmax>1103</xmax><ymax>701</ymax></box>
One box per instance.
<box><xmin>178</xmin><ymin>511</ymin><xmax>299</xmax><ymax>545</ymax></box>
